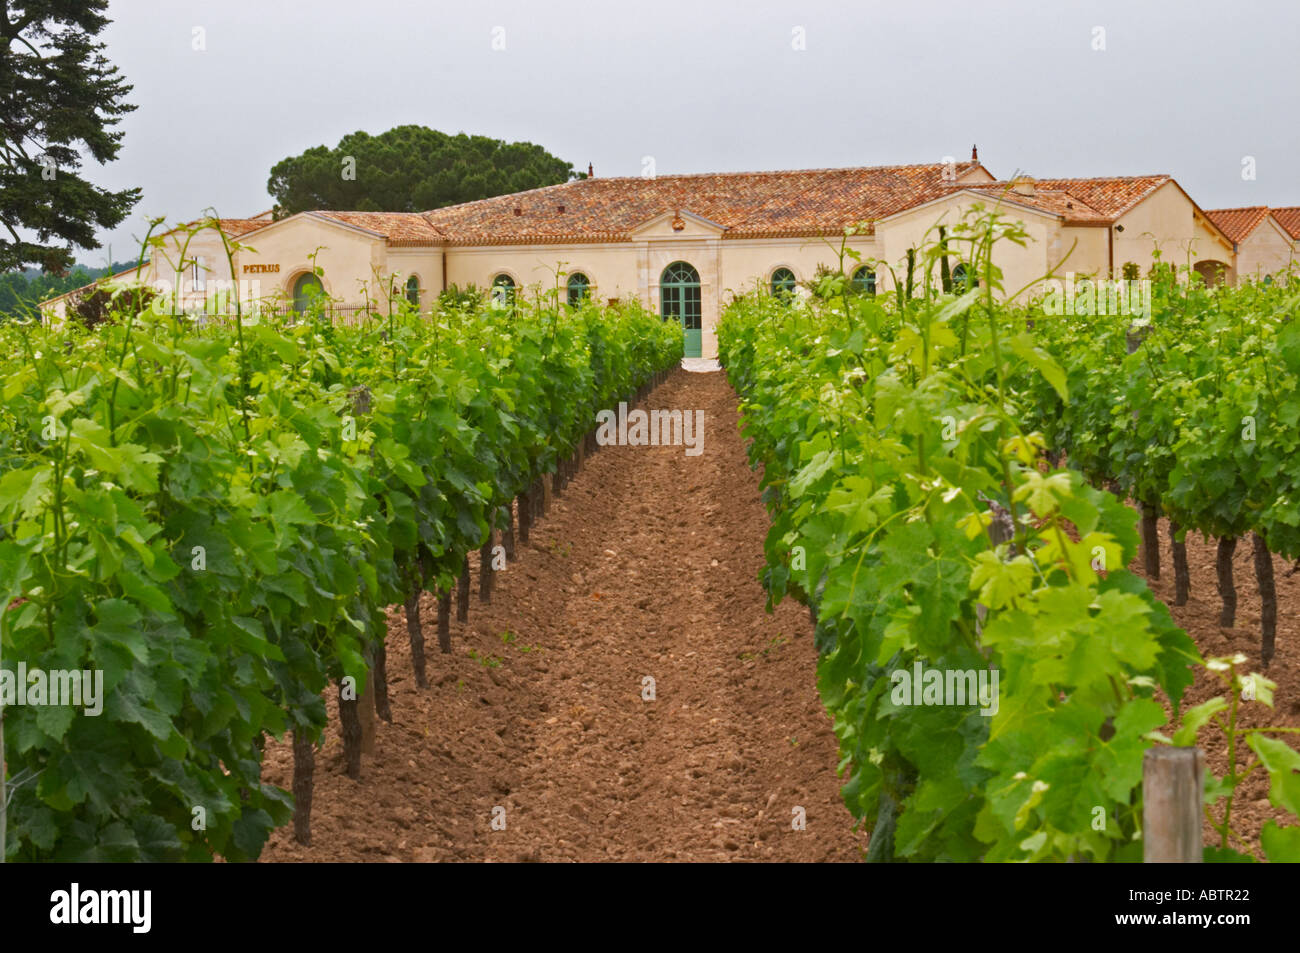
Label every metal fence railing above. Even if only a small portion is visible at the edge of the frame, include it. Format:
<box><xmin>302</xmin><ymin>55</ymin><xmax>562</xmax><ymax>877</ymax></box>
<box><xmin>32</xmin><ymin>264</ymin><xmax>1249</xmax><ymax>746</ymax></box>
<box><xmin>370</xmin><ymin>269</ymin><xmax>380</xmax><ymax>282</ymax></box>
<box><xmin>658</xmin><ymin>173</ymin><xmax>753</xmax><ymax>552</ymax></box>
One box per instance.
<box><xmin>168</xmin><ymin>302</ymin><xmax>419</xmax><ymax>326</ymax></box>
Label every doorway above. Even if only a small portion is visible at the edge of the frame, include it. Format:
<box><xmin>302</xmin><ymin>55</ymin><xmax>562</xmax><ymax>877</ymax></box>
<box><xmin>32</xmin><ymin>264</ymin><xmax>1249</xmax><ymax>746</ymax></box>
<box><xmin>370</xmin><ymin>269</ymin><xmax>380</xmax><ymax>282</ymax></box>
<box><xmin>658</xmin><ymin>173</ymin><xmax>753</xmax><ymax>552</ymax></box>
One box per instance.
<box><xmin>660</xmin><ymin>261</ymin><xmax>702</xmax><ymax>358</ymax></box>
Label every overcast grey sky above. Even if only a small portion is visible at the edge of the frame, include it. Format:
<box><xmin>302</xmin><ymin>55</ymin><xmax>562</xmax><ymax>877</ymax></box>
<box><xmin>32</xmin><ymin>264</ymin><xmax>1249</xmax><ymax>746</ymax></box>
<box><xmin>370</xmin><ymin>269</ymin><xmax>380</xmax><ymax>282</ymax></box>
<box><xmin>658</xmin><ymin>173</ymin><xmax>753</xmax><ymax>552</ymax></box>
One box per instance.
<box><xmin>83</xmin><ymin>0</ymin><xmax>1300</xmax><ymax>265</ymax></box>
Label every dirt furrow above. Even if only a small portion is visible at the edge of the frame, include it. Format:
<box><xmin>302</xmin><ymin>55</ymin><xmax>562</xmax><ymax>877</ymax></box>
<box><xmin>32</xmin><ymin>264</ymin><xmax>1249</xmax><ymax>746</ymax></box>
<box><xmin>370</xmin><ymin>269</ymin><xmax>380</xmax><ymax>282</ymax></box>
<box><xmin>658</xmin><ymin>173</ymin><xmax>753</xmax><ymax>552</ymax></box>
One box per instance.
<box><xmin>260</xmin><ymin>366</ymin><xmax>865</xmax><ymax>862</ymax></box>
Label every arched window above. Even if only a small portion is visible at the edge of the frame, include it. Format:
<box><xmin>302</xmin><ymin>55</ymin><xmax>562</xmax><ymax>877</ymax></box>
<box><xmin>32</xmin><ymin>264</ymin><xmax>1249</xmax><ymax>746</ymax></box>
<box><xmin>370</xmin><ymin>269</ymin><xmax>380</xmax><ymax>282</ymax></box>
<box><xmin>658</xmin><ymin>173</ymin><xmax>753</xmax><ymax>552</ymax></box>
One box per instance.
<box><xmin>952</xmin><ymin>263</ymin><xmax>977</xmax><ymax>292</ymax></box>
<box><xmin>567</xmin><ymin>272</ymin><xmax>590</xmax><ymax>307</ymax></box>
<box><xmin>851</xmin><ymin>265</ymin><xmax>876</xmax><ymax>295</ymax></box>
<box><xmin>1193</xmin><ymin>259</ymin><xmax>1229</xmax><ymax>288</ymax></box>
<box><xmin>491</xmin><ymin>273</ymin><xmax>515</xmax><ymax>307</ymax></box>
<box><xmin>770</xmin><ymin>267</ymin><xmax>796</xmax><ymax>298</ymax></box>
<box><xmin>660</xmin><ymin>261</ymin><xmax>702</xmax><ymax>358</ymax></box>
<box><xmin>405</xmin><ymin>275</ymin><xmax>421</xmax><ymax>307</ymax></box>
<box><xmin>292</xmin><ymin>272</ymin><xmax>324</xmax><ymax>313</ymax></box>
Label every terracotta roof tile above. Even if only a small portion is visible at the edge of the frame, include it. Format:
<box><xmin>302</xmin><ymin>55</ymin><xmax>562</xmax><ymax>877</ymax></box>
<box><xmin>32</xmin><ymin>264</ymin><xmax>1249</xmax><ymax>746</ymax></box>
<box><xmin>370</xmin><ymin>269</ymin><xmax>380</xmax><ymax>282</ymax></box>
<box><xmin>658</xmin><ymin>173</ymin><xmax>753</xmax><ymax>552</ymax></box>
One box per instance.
<box><xmin>312</xmin><ymin>211</ymin><xmax>445</xmax><ymax>245</ymax></box>
<box><xmin>418</xmin><ymin>162</ymin><xmax>984</xmax><ymax>244</ymax></box>
<box><xmin>933</xmin><ymin>175</ymin><xmax>1169</xmax><ymax>226</ymax></box>
<box><xmin>216</xmin><ymin>218</ymin><xmax>267</xmax><ymax>238</ymax></box>
<box><xmin>954</xmin><ymin>183</ymin><xmax>1111</xmax><ymax>224</ymax></box>
<box><xmin>288</xmin><ymin>169</ymin><xmax>1202</xmax><ymax>247</ymax></box>
<box><xmin>1205</xmin><ymin>206</ymin><xmax>1271</xmax><ymax>244</ymax></box>
<box><xmin>1271</xmin><ymin>207</ymin><xmax>1300</xmax><ymax>241</ymax></box>
<box><xmin>1021</xmin><ymin>175</ymin><xmax>1170</xmax><ymax>219</ymax></box>
<box><xmin>158</xmin><ymin>212</ymin><xmax>273</xmax><ymax>241</ymax></box>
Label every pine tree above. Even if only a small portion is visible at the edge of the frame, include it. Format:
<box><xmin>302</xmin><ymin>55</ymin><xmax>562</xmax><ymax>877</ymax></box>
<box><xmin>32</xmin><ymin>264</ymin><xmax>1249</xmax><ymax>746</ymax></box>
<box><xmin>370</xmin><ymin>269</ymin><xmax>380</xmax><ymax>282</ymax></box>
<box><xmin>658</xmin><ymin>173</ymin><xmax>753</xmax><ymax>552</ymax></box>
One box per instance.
<box><xmin>267</xmin><ymin>126</ymin><xmax>583</xmax><ymax>217</ymax></box>
<box><xmin>0</xmin><ymin>1</ymin><xmax>140</xmax><ymax>273</ymax></box>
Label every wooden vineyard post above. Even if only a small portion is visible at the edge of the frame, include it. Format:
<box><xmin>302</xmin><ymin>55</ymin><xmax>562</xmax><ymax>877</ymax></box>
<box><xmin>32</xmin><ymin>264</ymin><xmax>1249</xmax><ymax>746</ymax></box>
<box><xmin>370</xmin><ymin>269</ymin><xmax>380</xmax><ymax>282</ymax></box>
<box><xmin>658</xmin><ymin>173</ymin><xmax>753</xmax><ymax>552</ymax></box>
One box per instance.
<box><xmin>371</xmin><ymin>638</ymin><xmax>392</xmax><ymax>721</ymax></box>
<box><xmin>338</xmin><ymin>678</ymin><xmax>363</xmax><ymax>780</ymax></box>
<box><xmin>517</xmin><ymin>489</ymin><xmax>532</xmax><ymax>544</ymax></box>
<box><xmin>1126</xmin><ymin>326</ymin><xmax>1161</xmax><ymax>581</ymax></box>
<box><xmin>457</xmin><ymin>553</ymin><xmax>471</xmax><ymax>623</ymax></box>
<box><xmin>358</xmin><ymin>666</ymin><xmax>377</xmax><ymax>754</ymax></box>
<box><xmin>437</xmin><ymin>589</ymin><xmax>452</xmax><ymax>653</ymax></box>
<box><xmin>542</xmin><ymin>472</ymin><xmax>553</xmax><ymax>515</ymax></box>
<box><xmin>1253</xmin><ymin>532</ymin><xmax>1277</xmax><ymax>667</ymax></box>
<box><xmin>1217</xmin><ymin>536</ymin><xmax>1238</xmax><ymax>628</ymax></box>
<box><xmin>292</xmin><ymin>729</ymin><xmax>315</xmax><ymax>845</ymax></box>
<box><xmin>346</xmin><ymin>383</ymin><xmax>383</xmax><ymax>753</ymax></box>
<box><xmin>479</xmin><ymin>530</ymin><xmax>494</xmax><ymax>603</ymax></box>
<box><xmin>404</xmin><ymin>581</ymin><xmax>428</xmax><ymax>689</ymax></box>
<box><xmin>1140</xmin><ymin>500</ymin><xmax>1161</xmax><ymax>581</ymax></box>
<box><xmin>501</xmin><ymin>503</ymin><xmax>516</xmax><ymax>562</ymax></box>
<box><xmin>1169</xmin><ymin>520</ymin><xmax>1190</xmax><ymax>606</ymax></box>
<box><xmin>1142</xmin><ymin>747</ymin><xmax>1204</xmax><ymax>862</ymax></box>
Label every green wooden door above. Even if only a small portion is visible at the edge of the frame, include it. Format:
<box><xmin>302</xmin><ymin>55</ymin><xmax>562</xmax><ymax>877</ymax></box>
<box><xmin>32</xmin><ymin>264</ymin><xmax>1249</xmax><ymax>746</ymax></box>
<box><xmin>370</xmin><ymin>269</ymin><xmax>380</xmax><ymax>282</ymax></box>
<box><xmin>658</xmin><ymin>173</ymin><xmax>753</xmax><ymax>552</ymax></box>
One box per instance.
<box><xmin>293</xmin><ymin>272</ymin><xmax>323</xmax><ymax>313</ymax></box>
<box><xmin>660</xmin><ymin>261</ymin><xmax>702</xmax><ymax>358</ymax></box>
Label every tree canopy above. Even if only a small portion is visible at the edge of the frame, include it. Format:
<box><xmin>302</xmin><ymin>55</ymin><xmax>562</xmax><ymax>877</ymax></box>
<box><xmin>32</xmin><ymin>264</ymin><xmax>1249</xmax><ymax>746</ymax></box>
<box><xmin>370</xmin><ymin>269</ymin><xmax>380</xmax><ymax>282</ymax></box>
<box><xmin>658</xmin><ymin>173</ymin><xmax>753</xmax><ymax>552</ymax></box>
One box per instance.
<box><xmin>267</xmin><ymin>126</ymin><xmax>583</xmax><ymax>217</ymax></box>
<box><xmin>0</xmin><ymin>260</ymin><xmax>135</xmax><ymax>317</ymax></box>
<box><xmin>0</xmin><ymin>1</ymin><xmax>141</xmax><ymax>272</ymax></box>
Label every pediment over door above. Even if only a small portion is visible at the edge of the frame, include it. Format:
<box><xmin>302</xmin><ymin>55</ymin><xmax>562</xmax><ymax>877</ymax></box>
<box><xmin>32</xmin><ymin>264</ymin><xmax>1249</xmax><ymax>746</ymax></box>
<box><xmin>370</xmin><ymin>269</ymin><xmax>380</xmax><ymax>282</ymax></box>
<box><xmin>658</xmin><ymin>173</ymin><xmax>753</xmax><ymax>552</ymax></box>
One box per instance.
<box><xmin>629</xmin><ymin>209</ymin><xmax>727</xmax><ymax>241</ymax></box>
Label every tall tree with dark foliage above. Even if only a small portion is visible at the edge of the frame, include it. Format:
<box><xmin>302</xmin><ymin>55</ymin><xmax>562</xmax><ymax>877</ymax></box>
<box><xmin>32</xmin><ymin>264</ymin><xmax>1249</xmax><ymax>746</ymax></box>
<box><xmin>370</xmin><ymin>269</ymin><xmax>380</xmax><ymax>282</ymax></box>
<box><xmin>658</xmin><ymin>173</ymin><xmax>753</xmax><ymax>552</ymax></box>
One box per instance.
<box><xmin>268</xmin><ymin>125</ymin><xmax>582</xmax><ymax>217</ymax></box>
<box><xmin>0</xmin><ymin>1</ymin><xmax>140</xmax><ymax>273</ymax></box>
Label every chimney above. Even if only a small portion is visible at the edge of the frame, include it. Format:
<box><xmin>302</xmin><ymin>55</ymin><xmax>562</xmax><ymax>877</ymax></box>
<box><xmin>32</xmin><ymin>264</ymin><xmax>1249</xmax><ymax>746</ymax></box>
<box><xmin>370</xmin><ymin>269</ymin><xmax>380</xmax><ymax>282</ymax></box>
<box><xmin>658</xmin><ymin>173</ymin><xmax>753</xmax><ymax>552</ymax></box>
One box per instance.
<box><xmin>588</xmin><ymin>162</ymin><xmax>594</xmax><ymax>177</ymax></box>
<box><xmin>1011</xmin><ymin>175</ymin><xmax>1036</xmax><ymax>196</ymax></box>
<box><xmin>971</xmin><ymin>144</ymin><xmax>978</xmax><ymax>162</ymax></box>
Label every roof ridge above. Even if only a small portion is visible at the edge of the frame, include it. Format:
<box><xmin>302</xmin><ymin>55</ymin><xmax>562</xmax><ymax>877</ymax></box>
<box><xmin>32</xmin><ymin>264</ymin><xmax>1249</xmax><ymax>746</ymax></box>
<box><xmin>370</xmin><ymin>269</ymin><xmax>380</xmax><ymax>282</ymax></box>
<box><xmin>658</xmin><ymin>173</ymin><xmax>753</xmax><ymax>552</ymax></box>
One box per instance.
<box><xmin>724</xmin><ymin>162</ymin><xmax>979</xmax><ymax>231</ymax></box>
<box><xmin>423</xmin><ymin>177</ymin><xmax>591</xmax><ymax>217</ymax></box>
<box><xmin>574</xmin><ymin>159</ymin><xmax>975</xmax><ymax>182</ymax></box>
<box><xmin>1032</xmin><ymin>173</ymin><xmax>1171</xmax><ymax>183</ymax></box>
<box><xmin>724</xmin><ymin>169</ymin><xmax>883</xmax><ymax>231</ymax></box>
<box><xmin>952</xmin><ymin>181</ymin><xmax>1111</xmax><ymax>219</ymax></box>
<box><xmin>420</xmin><ymin>160</ymin><xmax>979</xmax><ymax>218</ymax></box>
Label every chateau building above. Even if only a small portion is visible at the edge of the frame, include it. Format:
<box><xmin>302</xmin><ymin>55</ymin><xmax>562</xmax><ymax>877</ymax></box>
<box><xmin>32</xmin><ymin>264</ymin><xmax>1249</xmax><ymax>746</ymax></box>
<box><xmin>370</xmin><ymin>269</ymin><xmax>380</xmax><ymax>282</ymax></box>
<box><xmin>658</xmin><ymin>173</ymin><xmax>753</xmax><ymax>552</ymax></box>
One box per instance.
<box><xmin>1205</xmin><ymin>206</ymin><xmax>1300</xmax><ymax>281</ymax></box>
<box><xmin>48</xmin><ymin>149</ymin><xmax>1295</xmax><ymax>359</ymax></box>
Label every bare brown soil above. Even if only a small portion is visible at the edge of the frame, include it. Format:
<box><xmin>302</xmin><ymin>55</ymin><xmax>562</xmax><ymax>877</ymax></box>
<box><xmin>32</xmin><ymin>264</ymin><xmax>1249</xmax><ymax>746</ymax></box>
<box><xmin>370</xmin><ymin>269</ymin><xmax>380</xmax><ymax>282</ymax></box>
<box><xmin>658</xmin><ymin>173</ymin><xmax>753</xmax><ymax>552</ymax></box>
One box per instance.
<box><xmin>257</xmin><ymin>366</ymin><xmax>1299</xmax><ymax>862</ymax></box>
<box><xmin>260</xmin><ymin>367</ymin><xmax>866</xmax><ymax>862</ymax></box>
<box><xmin>1131</xmin><ymin>520</ymin><xmax>1300</xmax><ymax>859</ymax></box>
